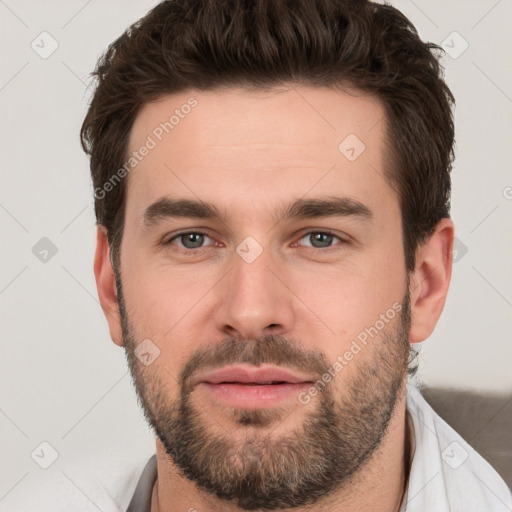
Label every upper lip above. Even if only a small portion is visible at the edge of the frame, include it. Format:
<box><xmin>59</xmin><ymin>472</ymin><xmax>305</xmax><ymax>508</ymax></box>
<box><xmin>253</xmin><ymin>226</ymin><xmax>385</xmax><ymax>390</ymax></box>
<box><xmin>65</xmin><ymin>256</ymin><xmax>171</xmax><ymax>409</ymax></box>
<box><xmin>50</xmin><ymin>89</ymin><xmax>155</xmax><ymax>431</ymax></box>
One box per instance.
<box><xmin>196</xmin><ymin>365</ymin><xmax>314</xmax><ymax>385</ymax></box>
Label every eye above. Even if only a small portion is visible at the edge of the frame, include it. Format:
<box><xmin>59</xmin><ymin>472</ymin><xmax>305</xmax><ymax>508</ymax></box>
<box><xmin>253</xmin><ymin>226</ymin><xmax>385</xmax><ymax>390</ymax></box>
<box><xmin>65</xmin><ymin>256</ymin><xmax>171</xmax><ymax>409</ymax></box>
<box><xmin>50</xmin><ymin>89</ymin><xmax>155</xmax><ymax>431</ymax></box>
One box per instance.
<box><xmin>297</xmin><ymin>231</ymin><xmax>346</xmax><ymax>250</ymax></box>
<box><xmin>166</xmin><ymin>231</ymin><xmax>214</xmax><ymax>250</ymax></box>
<box><xmin>162</xmin><ymin>230</ymin><xmax>347</xmax><ymax>255</ymax></box>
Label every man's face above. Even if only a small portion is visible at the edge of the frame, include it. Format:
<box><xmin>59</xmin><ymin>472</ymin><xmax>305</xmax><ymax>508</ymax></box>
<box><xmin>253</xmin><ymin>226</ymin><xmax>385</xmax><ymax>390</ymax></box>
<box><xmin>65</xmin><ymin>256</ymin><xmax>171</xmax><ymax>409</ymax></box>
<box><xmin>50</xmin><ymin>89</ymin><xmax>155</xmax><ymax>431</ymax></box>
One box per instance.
<box><xmin>115</xmin><ymin>85</ymin><xmax>411</xmax><ymax>509</ymax></box>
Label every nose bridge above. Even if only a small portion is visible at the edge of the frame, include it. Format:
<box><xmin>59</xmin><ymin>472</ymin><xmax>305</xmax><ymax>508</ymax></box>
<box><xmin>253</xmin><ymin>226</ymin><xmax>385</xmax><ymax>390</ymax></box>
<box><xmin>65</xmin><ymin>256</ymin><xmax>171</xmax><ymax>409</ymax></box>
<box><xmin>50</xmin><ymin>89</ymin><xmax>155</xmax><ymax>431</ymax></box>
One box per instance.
<box><xmin>214</xmin><ymin>237</ymin><xmax>294</xmax><ymax>338</ymax></box>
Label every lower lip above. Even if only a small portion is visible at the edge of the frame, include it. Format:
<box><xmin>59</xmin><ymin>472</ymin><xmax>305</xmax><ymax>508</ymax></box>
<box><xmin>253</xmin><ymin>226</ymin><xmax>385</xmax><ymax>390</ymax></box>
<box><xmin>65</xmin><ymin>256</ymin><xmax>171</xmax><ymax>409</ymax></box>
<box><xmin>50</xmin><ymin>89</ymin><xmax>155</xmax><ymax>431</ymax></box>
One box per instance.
<box><xmin>199</xmin><ymin>382</ymin><xmax>312</xmax><ymax>409</ymax></box>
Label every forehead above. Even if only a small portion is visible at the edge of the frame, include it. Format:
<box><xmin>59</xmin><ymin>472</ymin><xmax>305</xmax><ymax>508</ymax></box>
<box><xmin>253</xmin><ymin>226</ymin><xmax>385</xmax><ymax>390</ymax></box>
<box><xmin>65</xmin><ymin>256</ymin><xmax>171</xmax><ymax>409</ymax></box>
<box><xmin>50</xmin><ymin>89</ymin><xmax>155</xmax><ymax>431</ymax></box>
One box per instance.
<box><xmin>125</xmin><ymin>85</ymin><xmax>393</xmax><ymax>225</ymax></box>
<box><xmin>129</xmin><ymin>85</ymin><xmax>385</xmax><ymax>155</ymax></box>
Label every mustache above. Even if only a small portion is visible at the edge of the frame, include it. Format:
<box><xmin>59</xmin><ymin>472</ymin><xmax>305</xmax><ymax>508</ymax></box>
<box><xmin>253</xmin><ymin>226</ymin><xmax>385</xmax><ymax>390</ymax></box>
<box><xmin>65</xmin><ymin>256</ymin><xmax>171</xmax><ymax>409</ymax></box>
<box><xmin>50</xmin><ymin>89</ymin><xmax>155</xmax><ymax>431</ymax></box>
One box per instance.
<box><xmin>179</xmin><ymin>334</ymin><xmax>330</xmax><ymax>390</ymax></box>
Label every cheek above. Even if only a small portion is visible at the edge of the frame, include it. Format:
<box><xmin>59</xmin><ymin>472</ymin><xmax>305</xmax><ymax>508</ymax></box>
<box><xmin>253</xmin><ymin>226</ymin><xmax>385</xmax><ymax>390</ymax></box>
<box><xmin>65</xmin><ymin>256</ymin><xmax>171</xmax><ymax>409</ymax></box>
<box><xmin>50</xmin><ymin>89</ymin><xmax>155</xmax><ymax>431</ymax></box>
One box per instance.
<box><xmin>121</xmin><ymin>275</ymin><xmax>197</xmax><ymax>390</ymax></box>
<box><xmin>120</xmin><ymin>255</ymin><xmax>219</xmax><ymax>371</ymax></box>
<box><xmin>296</xmin><ymin>255</ymin><xmax>403</xmax><ymax>314</ymax></box>
<box><xmin>288</xmin><ymin>255</ymin><xmax>405</xmax><ymax>359</ymax></box>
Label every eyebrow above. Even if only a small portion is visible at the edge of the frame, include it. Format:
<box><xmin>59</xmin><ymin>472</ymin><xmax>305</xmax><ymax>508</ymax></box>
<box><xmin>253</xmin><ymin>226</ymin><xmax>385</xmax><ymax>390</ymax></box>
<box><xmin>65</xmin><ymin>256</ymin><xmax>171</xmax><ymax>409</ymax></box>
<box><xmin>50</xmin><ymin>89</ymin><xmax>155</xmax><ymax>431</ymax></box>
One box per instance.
<box><xmin>142</xmin><ymin>196</ymin><xmax>373</xmax><ymax>229</ymax></box>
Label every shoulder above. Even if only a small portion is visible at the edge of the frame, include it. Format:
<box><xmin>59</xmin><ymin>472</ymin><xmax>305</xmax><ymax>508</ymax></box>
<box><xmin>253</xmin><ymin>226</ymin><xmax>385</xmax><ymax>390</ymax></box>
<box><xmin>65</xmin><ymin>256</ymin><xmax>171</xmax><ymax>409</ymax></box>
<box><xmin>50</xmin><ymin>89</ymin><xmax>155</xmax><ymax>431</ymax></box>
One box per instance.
<box><xmin>1</xmin><ymin>449</ymin><xmax>154</xmax><ymax>512</ymax></box>
<box><xmin>404</xmin><ymin>383</ymin><xmax>512</xmax><ymax>512</ymax></box>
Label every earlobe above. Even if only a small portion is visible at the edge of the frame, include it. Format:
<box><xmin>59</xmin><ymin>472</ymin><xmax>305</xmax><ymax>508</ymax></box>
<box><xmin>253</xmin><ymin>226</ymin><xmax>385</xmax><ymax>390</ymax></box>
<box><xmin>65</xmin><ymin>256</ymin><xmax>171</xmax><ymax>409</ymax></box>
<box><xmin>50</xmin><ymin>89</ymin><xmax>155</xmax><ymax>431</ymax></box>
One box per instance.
<box><xmin>409</xmin><ymin>218</ymin><xmax>454</xmax><ymax>344</ymax></box>
<box><xmin>93</xmin><ymin>225</ymin><xmax>124</xmax><ymax>347</ymax></box>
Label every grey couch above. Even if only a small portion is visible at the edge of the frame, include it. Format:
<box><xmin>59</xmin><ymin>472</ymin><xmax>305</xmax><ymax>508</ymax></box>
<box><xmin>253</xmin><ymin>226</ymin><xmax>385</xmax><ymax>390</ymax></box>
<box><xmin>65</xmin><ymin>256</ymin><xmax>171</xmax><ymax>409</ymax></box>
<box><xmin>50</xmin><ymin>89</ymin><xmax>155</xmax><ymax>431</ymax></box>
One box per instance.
<box><xmin>422</xmin><ymin>387</ymin><xmax>512</xmax><ymax>489</ymax></box>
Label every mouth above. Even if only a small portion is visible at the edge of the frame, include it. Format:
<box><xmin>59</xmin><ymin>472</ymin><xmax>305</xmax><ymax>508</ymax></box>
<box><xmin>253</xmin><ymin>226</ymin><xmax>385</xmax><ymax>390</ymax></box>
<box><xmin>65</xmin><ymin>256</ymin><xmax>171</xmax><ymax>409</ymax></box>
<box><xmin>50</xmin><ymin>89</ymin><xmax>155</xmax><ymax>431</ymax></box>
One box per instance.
<box><xmin>195</xmin><ymin>365</ymin><xmax>314</xmax><ymax>409</ymax></box>
<box><xmin>214</xmin><ymin>381</ymin><xmax>288</xmax><ymax>385</ymax></box>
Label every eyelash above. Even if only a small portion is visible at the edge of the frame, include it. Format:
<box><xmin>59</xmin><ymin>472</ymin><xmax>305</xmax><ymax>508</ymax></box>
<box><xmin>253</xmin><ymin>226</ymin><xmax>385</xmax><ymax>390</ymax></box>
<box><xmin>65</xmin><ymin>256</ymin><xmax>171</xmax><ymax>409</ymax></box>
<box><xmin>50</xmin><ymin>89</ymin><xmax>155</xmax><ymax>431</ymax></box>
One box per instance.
<box><xmin>162</xmin><ymin>230</ymin><xmax>348</xmax><ymax>255</ymax></box>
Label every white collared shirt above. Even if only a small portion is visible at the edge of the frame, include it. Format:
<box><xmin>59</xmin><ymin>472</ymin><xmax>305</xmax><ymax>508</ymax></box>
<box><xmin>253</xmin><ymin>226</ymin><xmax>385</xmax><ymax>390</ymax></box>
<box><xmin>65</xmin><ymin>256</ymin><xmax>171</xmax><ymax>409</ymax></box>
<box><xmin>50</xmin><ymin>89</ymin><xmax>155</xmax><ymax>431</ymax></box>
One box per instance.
<box><xmin>399</xmin><ymin>384</ymin><xmax>512</xmax><ymax>511</ymax></box>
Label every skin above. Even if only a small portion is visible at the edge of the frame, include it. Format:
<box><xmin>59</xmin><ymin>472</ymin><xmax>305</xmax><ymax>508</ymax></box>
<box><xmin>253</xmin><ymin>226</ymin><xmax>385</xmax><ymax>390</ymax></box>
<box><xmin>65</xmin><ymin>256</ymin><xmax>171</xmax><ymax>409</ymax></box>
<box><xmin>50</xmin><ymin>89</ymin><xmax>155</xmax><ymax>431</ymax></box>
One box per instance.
<box><xmin>94</xmin><ymin>85</ymin><xmax>453</xmax><ymax>512</ymax></box>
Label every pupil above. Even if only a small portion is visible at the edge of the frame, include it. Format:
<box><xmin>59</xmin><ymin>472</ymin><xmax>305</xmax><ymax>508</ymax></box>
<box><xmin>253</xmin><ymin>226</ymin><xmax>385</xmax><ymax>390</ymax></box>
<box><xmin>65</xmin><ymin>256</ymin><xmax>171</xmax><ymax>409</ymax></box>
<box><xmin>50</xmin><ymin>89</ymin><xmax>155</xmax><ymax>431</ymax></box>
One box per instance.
<box><xmin>312</xmin><ymin>233</ymin><xmax>332</xmax><ymax>248</ymax></box>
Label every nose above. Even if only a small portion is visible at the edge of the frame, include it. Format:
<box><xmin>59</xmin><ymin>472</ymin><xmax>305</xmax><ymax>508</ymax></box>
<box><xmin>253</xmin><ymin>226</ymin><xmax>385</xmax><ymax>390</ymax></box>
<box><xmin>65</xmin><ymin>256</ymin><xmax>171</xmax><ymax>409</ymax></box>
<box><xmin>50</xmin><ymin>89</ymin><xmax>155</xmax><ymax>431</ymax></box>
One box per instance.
<box><xmin>212</xmin><ymin>244</ymin><xmax>295</xmax><ymax>340</ymax></box>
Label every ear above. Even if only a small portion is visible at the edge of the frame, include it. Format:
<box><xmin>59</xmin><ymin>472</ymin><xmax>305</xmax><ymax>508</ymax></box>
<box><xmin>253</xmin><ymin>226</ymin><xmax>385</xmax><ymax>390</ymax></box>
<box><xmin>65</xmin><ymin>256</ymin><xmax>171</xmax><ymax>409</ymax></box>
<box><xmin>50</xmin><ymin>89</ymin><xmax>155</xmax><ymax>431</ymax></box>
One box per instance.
<box><xmin>409</xmin><ymin>218</ymin><xmax>454</xmax><ymax>344</ymax></box>
<box><xmin>94</xmin><ymin>225</ymin><xmax>124</xmax><ymax>347</ymax></box>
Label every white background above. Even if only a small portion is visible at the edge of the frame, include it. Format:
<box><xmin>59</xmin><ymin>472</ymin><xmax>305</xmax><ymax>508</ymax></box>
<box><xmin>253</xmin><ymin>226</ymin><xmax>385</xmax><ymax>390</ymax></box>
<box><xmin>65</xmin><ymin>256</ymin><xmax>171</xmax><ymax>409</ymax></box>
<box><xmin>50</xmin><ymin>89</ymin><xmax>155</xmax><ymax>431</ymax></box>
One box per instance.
<box><xmin>1</xmin><ymin>0</ymin><xmax>511</xmax><ymax>507</ymax></box>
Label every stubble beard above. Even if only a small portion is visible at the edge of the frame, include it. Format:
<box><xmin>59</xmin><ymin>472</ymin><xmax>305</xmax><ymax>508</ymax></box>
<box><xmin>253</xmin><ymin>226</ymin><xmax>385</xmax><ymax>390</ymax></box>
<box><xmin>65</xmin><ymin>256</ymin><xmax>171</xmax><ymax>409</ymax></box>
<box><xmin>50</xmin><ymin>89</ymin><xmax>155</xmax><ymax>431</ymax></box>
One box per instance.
<box><xmin>117</xmin><ymin>274</ymin><xmax>411</xmax><ymax>510</ymax></box>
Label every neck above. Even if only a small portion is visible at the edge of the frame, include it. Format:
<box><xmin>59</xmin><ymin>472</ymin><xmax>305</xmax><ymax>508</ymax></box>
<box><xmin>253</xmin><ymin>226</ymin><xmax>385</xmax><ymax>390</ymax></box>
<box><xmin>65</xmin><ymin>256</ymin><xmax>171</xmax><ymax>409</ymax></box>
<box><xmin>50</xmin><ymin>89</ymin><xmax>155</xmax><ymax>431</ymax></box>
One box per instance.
<box><xmin>151</xmin><ymin>392</ymin><xmax>412</xmax><ymax>512</ymax></box>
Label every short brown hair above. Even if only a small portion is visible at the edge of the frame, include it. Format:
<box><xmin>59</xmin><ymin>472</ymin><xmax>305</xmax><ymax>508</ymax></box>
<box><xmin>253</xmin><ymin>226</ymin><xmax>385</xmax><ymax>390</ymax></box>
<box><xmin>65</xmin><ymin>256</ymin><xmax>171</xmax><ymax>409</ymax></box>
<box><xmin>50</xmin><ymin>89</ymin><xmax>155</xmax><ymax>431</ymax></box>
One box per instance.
<box><xmin>81</xmin><ymin>0</ymin><xmax>455</xmax><ymax>273</ymax></box>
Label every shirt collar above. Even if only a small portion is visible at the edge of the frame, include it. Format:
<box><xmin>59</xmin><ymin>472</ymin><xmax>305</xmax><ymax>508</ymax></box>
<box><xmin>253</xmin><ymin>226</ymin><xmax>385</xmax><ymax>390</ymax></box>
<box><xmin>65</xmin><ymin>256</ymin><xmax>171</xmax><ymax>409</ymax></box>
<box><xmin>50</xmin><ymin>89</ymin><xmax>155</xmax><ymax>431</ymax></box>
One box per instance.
<box><xmin>126</xmin><ymin>454</ymin><xmax>157</xmax><ymax>512</ymax></box>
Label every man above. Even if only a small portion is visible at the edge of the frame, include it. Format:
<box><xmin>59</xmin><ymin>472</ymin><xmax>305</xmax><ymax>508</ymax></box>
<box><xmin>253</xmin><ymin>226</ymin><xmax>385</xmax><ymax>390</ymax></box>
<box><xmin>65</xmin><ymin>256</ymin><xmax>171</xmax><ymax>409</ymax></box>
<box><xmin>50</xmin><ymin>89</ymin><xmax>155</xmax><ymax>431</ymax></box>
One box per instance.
<box><xmin>79</xmin><ymin>0</ymin><xmax>510</xmax><ymax>511</ymax></box>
